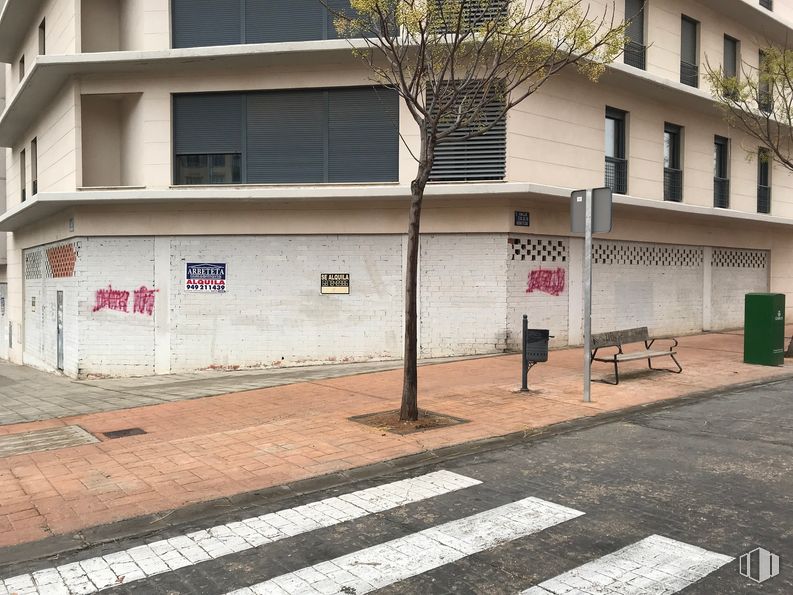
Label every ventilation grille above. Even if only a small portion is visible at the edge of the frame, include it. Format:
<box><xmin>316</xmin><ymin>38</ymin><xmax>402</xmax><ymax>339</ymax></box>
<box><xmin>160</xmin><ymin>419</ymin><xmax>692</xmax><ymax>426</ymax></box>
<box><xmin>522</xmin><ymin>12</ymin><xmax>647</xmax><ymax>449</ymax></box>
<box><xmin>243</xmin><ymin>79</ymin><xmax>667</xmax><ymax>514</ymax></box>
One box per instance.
<box><xmin>712</xmin><ymin>248</ymin><xmax>768</xmax><ymax>269</ymax></box>
<box><xmin>25</xmin><ymin>242</ymin><xmax>80</xmax><ymax>280</ymax></box>
<box><xmin>428</xmin><ymin>84</ymin><xmax>506</xmax><ymax>182</ymax></box>
<box><xmin>593</xmin><ymin>242</ymin><xmax>703</xmax><ymax>267</ymax></box>
<box><xmin>24</xmin><ymin>251</ymin><xmax>43</xmax><ymax>280</ymax></box>
<box><xmin>509</xmin><ymin>237</ymin><xmax>567</xmax><ymax>263</ymax></box>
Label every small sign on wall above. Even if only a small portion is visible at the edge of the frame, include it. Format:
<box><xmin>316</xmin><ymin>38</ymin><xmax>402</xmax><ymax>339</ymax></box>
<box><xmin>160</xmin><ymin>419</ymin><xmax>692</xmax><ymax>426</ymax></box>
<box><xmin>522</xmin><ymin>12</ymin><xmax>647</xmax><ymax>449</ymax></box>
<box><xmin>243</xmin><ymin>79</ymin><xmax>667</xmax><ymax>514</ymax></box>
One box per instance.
<box><xmin>186</xmin><ymin>263</ymin><xmax>227</xmax><ymax>293</ymax></box>
<box><xmin>321</xmin><ymin>273</ymin><xmax>350</xmax><ymax>295</ymax></box>
<box><xmin>514</xmin><ymin>211</ymin><xmax>530</xmax><ymax>227</ymax></box>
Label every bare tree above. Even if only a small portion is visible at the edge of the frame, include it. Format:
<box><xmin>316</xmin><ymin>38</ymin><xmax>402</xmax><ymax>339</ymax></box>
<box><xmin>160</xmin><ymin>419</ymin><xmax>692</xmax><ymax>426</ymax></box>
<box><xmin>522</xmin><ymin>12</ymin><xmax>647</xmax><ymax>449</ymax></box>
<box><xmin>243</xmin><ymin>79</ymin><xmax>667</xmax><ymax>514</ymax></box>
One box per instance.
<box><xmin>329</xmin><ymin>0</ymin><xmax>626</xmax><ymax>421</ymax></box>
<box><xmin>706</xmin><ymin>45</ymin><xmax>793</xmax><ymax>170</ymax></box>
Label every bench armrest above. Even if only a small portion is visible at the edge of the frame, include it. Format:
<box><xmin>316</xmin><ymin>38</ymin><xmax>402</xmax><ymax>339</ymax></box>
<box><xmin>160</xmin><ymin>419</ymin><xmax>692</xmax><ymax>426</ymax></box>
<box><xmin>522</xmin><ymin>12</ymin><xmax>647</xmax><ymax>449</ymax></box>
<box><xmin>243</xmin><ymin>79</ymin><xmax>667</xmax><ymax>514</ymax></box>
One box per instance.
<box><xmin>645</xmin><ymin>337</ymin><xmax>678</xmax><ymax>350</ymax></box>
<box><xmin>591</xmin><ymin>345</ymin><xmax>622</xmax><ymax>361</ymax></box>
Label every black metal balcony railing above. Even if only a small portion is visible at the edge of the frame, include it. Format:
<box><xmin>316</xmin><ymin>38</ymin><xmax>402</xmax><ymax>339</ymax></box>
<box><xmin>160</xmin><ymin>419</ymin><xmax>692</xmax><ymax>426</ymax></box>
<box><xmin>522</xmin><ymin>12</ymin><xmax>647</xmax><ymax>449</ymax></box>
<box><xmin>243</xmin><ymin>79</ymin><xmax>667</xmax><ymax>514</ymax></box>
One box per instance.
<box><xmin>680</xmin><ymin>61</ymin><xmax>699</xmax><ymax>87</ymax></box>
<box><xmin>624</xmin><ymin>41</ymin><xmax>646</xmax><ymax>70</ymax></box>
<box><xmin>605</xmin><ymin>157</ymin><xmax>628</xmax><ymax>194</ymax></box>
<box><xmin>760</xmin><ymin>0</ymin><xmax>773</xmax><ymax>11</ymax></box>
<box><xmin>664</xmin><ymin>168</ymin><xmax>683</xmax><ymax>202</ymax></box>
<box><xmin>32</xmin><ymin>180</ymin><xmax>37</xmax><ymax>196</ymax></box>
<box><xmin>714</xmin><ymin>177</ymin><xmax>730</xmax><ymax>208</ymax></box>
<box><xmin>758</xmin><ymin>185</ymin><xmax>771</xmax><ymax>213</ymax></box>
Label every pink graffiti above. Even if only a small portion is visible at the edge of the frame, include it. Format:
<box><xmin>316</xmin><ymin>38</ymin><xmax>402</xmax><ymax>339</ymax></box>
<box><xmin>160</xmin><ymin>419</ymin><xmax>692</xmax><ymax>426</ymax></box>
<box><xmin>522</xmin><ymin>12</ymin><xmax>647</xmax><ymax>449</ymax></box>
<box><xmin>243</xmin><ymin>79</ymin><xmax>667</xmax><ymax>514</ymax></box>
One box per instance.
<box><xmin>133</xmin><ymin>286</ymin><xmax>158</xmax><ymax>316</ymax></box>
<box><xmin>526</xmin><ymin>268</ymin><xmax>566</xmax><ymax>297</ymax></box>
<box><xmin>93</xmin><ymin>286</ymin><xmax>130</xmax><ymax>313</ymax></box>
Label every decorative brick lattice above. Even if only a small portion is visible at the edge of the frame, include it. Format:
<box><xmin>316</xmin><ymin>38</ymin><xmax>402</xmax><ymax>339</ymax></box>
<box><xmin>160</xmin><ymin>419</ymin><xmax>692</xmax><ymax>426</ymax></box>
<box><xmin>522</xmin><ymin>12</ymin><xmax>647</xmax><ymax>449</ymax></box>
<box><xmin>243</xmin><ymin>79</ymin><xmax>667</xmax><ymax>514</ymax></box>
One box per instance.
<box><xmin>593</xmin><ymin>241</ymin><xmax>703</xmax><ymax>267</ymax></box>
<box><xmin>25</xmin><ymin>242</ymin><xmax>80</xmax><ymax>280</ymax></box>
<box><xmin>24</xmin><ymin>251</ymin><xmax>43</xmax><ymax>280</ymax></box>
<box><xmin>45</xmin><ymin>242</ymin><xmax>79</xmax><ymax>278</ymax></box>
<box><xmin>509</xmin><ymin>237</ymin><xmax>567</xmax><ymax>263</ymax></box>
<box><xmin>712</xmin><ymin>248</ymin><xmax>768</xmax><ymax>269</ymax></box>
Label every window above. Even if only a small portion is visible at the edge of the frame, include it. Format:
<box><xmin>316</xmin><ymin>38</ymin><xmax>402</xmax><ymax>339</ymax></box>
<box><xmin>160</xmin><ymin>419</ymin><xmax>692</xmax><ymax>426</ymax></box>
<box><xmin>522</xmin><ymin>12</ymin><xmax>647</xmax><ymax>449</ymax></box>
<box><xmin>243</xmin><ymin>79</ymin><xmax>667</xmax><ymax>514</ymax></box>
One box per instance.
<box><xmin>680</xmin><ymin>16</ymin><xmax>699</xmax><ymax>87</ymax></box>
<box><xmin>714</xmin><ymin>136</ymin><xmax>730</xmax><ymax>208</ymax></box>
<box><xmin>723</xmin><ymin>36</ymin><xmax>739</xmax><ymax>78</ymax></box>
<box><xmin>20</xmin><ymin>150</ymin><xmax>26</xmax><ymax>202</ymax></box>
<box><xmin>758</xmin><ymin>148</ymin><xmax>771</xmax><ymax>214</ymax></box>
<box><xmin>624</xmin><ymin>0</ymin><xmax>646</xmax><ymax>69</ymax></box>
<box><xmin>31</xmin><ymin>138</ymin><xmax>38</xmax><ymax>196</ymax></box>
<box><xmin>432</xmin><ymin>0</ymin><xmax>509</xmax><ymax>34</ymax></box>
<box><xmin>760</xmin><ymin>0</ymin><xmax>773</xmax><ymax>10</ymax></box>
<box><xmin>172</xmin><ymin>0</ymin><xmax>357</xmax><ymax>48</ymax></box>
<box><xmin>173</xmin><ymin>87</ymin><xmax>399</xmax><ymax>184</ymax></box>
<box><xmin>39</xmin><ymin>20</ymin><xmax>46</xmax><ymax>54</ymax></box>
<box><xmin>428</xmin><ymin>85</ymin><xmax>506</xmax><ymax>182</ymax></box>
<box><xmin>18</xmin><ymin>55</ymin><xmax>25</xmax><ymax>82</ymax></box>
<box><xmin>664</xmin><ymin>123</ymin><xmax>682</xmax><ymax>202</ymax></box>
<box><xmin>605</xmin><ymin>107</ymin><xmax>627</xmax><ymax>194</ymax></box>
<box><xmin>759</xmin><ymin>50</ymin><xmax>773</xmax><ymax>113</ymax></box>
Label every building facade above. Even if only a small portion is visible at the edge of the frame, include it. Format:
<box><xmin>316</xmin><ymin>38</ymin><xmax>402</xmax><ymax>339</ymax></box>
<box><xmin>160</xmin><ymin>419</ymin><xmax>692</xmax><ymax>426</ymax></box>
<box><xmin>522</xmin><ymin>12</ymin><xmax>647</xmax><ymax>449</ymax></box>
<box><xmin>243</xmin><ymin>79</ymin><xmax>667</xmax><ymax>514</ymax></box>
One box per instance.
<box><xmin>0</xmin><ymin>0</ymin><xmax>791</xmax><ymax>378</ymax></box>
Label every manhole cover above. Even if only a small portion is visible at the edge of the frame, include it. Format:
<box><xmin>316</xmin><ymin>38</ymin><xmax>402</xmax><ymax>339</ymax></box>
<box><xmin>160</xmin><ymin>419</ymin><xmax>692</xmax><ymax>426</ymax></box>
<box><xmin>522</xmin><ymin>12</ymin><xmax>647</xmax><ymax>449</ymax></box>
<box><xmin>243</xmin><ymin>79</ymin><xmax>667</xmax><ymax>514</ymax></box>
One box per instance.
<box><xmin>103</xmin><ymin>427</ymin><xmax>147</xmax><ymax>439</ymax></box>
<box><xmin>0</xmin><ymin>425</ymin><xmax>98</xmax><ymax>458</ymax></box>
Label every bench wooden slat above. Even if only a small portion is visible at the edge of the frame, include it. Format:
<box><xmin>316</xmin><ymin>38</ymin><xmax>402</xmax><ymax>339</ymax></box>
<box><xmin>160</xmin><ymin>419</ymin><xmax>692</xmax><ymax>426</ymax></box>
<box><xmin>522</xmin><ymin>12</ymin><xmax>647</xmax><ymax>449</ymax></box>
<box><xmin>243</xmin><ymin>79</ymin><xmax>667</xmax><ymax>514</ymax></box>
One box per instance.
<box><xmin>614</xmin><ymin>350</ymin><xmax>677</xmax><ymax>362</ymax></box>
<box><xmin>591</xmin><ymin>327</ymin><xmax>649</xmax><ymax>348</ymax></box>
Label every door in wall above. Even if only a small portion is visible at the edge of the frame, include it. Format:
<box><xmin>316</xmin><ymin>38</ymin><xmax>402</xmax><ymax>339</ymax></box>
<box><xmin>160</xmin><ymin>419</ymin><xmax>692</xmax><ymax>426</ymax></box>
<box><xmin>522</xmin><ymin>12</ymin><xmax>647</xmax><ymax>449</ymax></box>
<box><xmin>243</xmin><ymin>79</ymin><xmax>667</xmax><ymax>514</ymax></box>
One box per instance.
<box><xmin>56</xmin><ymin>291</ymin><xmax>64</xmax><ymax>372</ymax></box>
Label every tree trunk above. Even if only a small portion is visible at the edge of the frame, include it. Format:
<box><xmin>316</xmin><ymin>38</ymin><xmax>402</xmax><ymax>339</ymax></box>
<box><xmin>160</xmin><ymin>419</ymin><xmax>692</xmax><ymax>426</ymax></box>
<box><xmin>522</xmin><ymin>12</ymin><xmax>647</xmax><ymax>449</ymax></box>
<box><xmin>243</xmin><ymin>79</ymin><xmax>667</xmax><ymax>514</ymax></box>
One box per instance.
<box><xmin>400</xmin><ymin>139</ymin><xmax>433</xmax><ymax>422</ymax></box>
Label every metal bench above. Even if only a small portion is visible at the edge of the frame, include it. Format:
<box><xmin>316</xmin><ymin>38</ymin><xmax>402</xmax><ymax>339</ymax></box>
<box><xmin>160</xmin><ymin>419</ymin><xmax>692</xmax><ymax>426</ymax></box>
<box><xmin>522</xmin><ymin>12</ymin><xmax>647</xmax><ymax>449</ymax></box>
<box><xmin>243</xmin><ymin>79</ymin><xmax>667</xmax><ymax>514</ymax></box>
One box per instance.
<box><xmin>590</xmin><ymin>326</ymin><xmax>682</xmax><ymax>385</ymax></box>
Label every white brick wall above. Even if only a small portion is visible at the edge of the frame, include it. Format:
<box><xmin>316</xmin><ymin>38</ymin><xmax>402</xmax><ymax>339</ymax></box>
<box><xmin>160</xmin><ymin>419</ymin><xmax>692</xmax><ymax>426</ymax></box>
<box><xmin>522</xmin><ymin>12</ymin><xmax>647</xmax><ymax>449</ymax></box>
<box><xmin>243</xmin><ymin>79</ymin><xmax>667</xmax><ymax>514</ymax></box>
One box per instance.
<box><xmin>78</xmin><ymin>237</ymin><xmax>156</xmax><ymax>377</ymax></box>
<box><xmin>419</xmin><ymin>234</ymin><xmax>508</xmax><ymax>358</ymax></box>
<box><xmin>0</xmin><ymin>283</ymin><xmax>7</xmax><ymax>360</ymax></box>
<box><xmin>23</xmin><ymin>242</ymin><xmax>80</xmax><ymax>376</ymax></box>
<box><xmin>710</xmin><ymin>249</ymin><xmax>769</xmax><ymax>330</ymax></box>
<box><xmin>507</xmin><ymin>235</ymin><xmax>570</xmax><ymax>349</ymax></box>
<box><xmin>591</xmin><ymin>241</ymin><xmax>704</xmax><ymax>337</ymax></box>
<box><xmin>17</xmin><ymin>234</ymin><xmax>779</xmax><ymax>378</ymax></box>
<box><xmin>168</xmin><ymin>235</ymin><xmax>404</xmax><ymax>371</ymax></box>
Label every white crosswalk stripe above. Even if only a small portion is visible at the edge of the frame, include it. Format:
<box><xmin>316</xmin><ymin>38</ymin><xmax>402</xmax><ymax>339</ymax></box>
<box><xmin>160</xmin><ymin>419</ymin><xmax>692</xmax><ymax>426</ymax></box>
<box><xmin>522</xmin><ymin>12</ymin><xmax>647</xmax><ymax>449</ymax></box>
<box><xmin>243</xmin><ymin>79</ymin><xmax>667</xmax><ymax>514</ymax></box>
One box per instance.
<box><xmin>521</xmin><ymin>534</ymin><xmax>734</xmax><ymax>595</ymax></box>
<box><xmin>0</xmin><ymin>470</ymin><xmax>481</xmax><ymax>595</ymax></box>
<box><xmin>227</xmin><ymin>497</ymin><xmax>584</xmax><ymax>595</ymax></box>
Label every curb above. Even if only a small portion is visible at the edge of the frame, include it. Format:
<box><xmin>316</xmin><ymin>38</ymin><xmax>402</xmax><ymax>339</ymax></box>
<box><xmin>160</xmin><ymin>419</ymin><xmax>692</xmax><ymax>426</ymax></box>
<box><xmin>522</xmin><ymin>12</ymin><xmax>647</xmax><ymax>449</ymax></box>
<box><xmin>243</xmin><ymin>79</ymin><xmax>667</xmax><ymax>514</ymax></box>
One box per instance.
<box><xmin>1</xmin><ymin>371</ymin><xmax>791</xmax><ymax>570</ymax></box>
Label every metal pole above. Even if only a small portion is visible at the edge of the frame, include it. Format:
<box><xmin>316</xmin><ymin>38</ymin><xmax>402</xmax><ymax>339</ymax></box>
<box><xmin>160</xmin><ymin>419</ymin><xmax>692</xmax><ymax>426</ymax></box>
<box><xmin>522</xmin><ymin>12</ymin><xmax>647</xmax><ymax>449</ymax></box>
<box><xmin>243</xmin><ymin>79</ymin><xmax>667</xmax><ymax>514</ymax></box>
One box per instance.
<box><xmin>521</xmin><ymin>314</ymin><xmax>528</xmax><ymax>392</ymax></box>
<box><xmin>583</xmin><ymin>189</ymin><xmax>593</xmax><ymax>403</ymax></box>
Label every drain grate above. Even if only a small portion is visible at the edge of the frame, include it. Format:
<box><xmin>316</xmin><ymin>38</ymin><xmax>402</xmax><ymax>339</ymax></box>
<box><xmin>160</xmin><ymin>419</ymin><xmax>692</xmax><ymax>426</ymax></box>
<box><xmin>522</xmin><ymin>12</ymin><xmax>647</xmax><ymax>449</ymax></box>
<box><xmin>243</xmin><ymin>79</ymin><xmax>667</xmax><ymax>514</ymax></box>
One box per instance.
<box><xmin>103</xmin><ymin>427</ymin><xmax>147</xmax><ymax>439</ymax></box>
<box><xmin>0</xmin><ymin>425</ymin><xmax>98</xmax><ymax>458</ymax></box>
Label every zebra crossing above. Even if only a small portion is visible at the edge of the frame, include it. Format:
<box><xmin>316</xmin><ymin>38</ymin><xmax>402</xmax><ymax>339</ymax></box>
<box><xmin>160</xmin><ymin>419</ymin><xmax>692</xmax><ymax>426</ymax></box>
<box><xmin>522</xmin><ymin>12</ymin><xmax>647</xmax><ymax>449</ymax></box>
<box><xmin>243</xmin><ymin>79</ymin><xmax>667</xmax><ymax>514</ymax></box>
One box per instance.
<box><xmin>0</xmin><ymin>469</ymin><xmax>736</xmax><ymax>595</ymax></box>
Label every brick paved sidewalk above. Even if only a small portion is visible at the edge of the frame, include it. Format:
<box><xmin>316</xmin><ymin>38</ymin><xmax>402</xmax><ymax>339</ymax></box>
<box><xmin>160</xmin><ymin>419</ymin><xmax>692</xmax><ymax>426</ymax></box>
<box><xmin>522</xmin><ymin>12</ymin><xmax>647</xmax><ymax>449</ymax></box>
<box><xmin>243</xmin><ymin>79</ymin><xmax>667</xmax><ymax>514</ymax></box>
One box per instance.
<box><xmin>0</xmin><ymin>330</ymin><xmax>790</xmax><ymax>549</ymax></box>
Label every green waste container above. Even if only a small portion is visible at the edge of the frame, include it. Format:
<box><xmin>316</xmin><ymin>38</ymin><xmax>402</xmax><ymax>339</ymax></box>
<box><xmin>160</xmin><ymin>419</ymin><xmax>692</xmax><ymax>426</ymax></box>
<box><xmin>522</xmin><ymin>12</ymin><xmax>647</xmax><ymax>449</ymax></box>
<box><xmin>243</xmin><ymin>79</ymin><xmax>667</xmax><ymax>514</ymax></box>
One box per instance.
<box><xmin>744</xmin><ymin>293</ymin><xmax>785</xmax><ymax>366</ymax></box>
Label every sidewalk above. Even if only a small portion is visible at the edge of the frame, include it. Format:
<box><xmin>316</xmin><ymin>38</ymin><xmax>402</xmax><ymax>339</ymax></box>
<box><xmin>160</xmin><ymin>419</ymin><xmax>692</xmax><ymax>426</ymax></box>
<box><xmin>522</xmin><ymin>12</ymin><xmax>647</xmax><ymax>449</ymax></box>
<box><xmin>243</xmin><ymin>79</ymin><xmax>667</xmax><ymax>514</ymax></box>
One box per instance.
<box><xmin>1</xmin><ymin>330</ymin><xmax>791</xmax><ymax>549</ymax></box>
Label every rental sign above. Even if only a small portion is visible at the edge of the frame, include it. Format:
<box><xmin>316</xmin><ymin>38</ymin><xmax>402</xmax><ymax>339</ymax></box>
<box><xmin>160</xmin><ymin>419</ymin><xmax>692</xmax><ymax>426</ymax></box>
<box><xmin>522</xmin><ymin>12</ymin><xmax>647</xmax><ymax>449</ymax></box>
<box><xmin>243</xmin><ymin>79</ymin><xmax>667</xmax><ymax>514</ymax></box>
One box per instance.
<box><xmin>185</xmin><ymin>263</ymin><xmax>227</xmax><ymax>293</ymax></box>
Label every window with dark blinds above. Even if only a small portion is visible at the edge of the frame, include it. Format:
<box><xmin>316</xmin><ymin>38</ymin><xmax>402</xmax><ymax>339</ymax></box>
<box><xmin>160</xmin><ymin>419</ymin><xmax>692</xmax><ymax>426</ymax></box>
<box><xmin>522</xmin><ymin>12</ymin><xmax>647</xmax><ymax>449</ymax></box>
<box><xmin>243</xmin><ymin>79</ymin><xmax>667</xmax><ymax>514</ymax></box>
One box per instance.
<box><xmin>428</xmin><ymin>87</ymin><xmax>507</xmax><ymax>182</ymax></box>
<box><xmin>173</xmin><ymin>88</ymin><xmax>399</xmax><ymax>185</ymax></box>
<box><xmin>724</xmin><ymin>36</ymin><xmax>738</xmax><ymax>78</ymax></box>
<box><xmin>172</xmin><ymin>0</ymin><xmax>355</xmax><ymax>48</ymax></box>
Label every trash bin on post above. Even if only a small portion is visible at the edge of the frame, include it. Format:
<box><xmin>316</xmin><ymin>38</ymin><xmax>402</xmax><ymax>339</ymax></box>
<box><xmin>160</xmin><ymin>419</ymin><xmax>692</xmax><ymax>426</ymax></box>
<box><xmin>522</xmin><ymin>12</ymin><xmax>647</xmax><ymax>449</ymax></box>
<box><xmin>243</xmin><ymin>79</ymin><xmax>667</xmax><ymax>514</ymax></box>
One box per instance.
<box><xmin>744</xmin><ymin>293</ymin><xmax>785</xmax><ymax>366</ymax></box>
<box><xmin>521</xmin><ymin>315</ymin><xmax>552</xmax><ymax>391</ymax></box>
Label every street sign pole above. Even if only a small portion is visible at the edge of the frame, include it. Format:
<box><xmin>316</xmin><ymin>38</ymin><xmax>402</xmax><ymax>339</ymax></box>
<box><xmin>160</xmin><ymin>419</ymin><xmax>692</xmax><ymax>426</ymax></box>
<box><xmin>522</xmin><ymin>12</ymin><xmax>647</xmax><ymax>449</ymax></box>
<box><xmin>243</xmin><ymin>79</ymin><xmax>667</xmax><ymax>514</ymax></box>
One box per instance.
<box><xmin>583</xmin><ymin>189</ymin><xmax>593</xmax><ymax>403</ymax></box>
<box><xmin>571</xmin><ymin>187</ymin><xmax>612</xmax><ymax>404</ymax></box>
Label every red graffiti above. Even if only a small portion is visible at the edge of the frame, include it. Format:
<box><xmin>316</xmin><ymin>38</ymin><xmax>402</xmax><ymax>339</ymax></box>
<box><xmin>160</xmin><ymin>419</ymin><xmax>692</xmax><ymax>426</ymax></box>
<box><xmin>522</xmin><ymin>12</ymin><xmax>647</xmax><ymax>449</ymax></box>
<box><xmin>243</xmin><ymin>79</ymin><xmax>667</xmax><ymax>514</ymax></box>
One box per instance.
<box><xmin>133</xmin><ymin>286</ymin><xmax>158</xmax><ymax>316</ymax></box>
<box><xmin>526</xmin><ymin>268</ymin><xmax>566</xmax><ymax>297</ymax></box>
<box><xmin>93</xmin><ymin>286</ymin><xmax>129</xmax><ymax>313</ymax></box>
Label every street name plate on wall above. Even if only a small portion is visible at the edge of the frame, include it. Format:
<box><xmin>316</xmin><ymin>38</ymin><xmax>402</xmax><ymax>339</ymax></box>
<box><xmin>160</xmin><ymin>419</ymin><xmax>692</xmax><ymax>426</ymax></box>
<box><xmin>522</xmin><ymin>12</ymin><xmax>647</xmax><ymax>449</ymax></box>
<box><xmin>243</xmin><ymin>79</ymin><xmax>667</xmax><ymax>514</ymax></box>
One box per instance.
<box><xmin>186</xmin><ymin>263</ymin><xmax>227</xmax><ymax>293</ymax></box>
<box><xmin>514</xmin><ymin>211</ymin><xmax>530</xmax><ymax>227</ymax></box>
<box><xmin>321</xmin><ymin>273</ymin><xmax>350</xmax><ymax>295</ymax></box>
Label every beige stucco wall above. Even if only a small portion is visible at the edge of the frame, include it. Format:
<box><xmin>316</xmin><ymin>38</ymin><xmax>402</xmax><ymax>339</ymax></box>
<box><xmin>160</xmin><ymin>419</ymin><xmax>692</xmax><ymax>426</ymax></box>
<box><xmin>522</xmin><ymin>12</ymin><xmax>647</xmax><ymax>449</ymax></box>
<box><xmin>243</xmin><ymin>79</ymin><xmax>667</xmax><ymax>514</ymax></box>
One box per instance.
<box><xmin>6</xmin><ymin>82</ymin><xmax>79</xmax><ymax>206</ymax></box>
<box><xmin>6</xmin><ymin>0</ymin><xmax>78</xmax><ymax>99</ymax></box>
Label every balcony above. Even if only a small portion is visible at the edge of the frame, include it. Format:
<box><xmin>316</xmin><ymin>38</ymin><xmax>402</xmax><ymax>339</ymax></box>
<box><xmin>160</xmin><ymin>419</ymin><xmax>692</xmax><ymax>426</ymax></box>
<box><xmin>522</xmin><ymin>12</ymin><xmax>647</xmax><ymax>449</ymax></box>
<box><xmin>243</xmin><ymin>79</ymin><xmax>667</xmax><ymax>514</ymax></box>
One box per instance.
<box><xmin>680</xmin><ymin>61</ymin><xmax>699</xmax><ymax>87</ymax></box>
<box><xmin>624</xmin><ymin>41</ymin><xmax>646</xmax><ymax>70</ymax></box>
<box><xmin>664</xmin><ymin>168</ymin><xmax>683</xmax><ymax>202</ymax></box>
<box><xmin>605</xmin><ymin>157</ymin><xmax>628</xmax><ymax>194</ymax></box>
<box><xmin>714</xmin><ymin>177</ymin><xmax>730</xmax><ymax>208</ymax></box>
<box><xmin>757</xmin><ymin>185</ymin><xmax>771</xmax><ymax>213</ymax></box>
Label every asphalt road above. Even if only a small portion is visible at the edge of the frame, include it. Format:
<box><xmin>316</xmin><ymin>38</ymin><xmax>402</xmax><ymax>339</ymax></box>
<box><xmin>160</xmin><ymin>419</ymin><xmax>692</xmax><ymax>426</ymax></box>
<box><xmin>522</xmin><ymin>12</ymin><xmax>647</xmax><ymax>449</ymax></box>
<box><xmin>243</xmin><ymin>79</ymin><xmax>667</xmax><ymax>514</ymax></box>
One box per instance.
<box><xmin>2</xmin><ymin>377</ymin><xmax>791</xmax><ymax>594</ymax></box>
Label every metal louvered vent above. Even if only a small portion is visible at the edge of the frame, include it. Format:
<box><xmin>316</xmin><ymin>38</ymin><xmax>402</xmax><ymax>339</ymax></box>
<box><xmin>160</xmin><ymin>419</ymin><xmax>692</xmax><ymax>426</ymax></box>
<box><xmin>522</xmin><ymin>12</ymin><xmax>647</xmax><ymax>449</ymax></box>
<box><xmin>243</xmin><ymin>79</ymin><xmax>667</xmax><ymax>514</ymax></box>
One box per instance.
<box><xmin>428</xmin><ymin>85</ymin><xmax>506</xmax><ymax>182</ymax></box>
<box><xmin>432</xmin><ymin>0</ymin><xmax>509</xmax><ymax>33</ymax></box>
